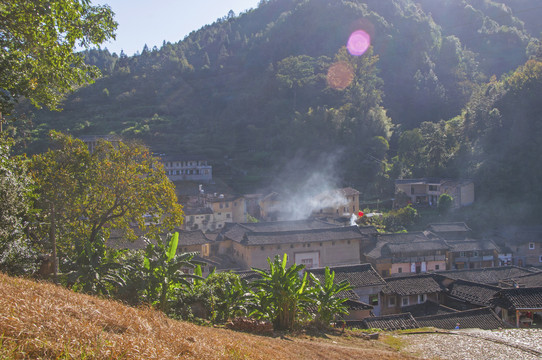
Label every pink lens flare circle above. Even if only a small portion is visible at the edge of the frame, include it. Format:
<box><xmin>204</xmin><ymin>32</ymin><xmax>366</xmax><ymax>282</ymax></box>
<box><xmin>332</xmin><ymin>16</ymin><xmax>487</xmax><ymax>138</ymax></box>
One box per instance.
<box><xmin>347</xmin><ymin>30</ymin><xmax>371</xmax><ymax>56</ymax></box>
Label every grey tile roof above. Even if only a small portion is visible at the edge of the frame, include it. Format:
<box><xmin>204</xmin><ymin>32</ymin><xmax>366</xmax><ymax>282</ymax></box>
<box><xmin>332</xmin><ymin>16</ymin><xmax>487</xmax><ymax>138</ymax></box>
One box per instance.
<box><xmin>447</xmin><ymin>239</ymin><xmax>499</xmax><ymax>252</ymax></box>
<box><xmin>240</xmin><ymin>219</ymin><xmax>339</xmax><ymax>232</ymax></box>
<box><xmin>437</xmin><ymin>266</ymin><xmax>536</xmax><ymax>285</ymax></box>
<box><xmin>491</xmin><ymin>287</ymin><xmax>542</xmax><ymax>310</ymax></box>
<box><xmin>365</xmin><ymin>231</ymin><xmax>442</xmax><ymax>259</ymax></box>
<box><xmin>184</xmin><ymin>207</ymin><xmax>214</xmax><ymax>215</ymax></box>
<box><xmin>382</xmin><ymin>274</ymin><xmax>445</xmax><ymax>296</ymax></box>
<box><xmin>446</xmin><ymin>280</ymin><xmax>502</xmax><ymax>307</ymax></box>
<box><xmin>360</xmin><ymin>313</ymin><xmax>419</xmax><ymax>330</ymax></box>
<box><xmin>401</xmin><ymin>300</ymin><xmax>458</xmax><ymax>318</ymax></box>
<box><xmin>307</xmin><ymin>263</ymin><xmax>386</xmax><ymax>289</ymax></box>
<box><xmin>416</xmin><ymin>307</ymin><xmax>509</xmax><ymax>330</ymax></box>
<box><xmin>383</xmin><ymin>240</ymin><xmax>450</xmax><ymax>255</ymax></box>
<box><xmin>503</xmin><ymin>272</ymin><xmax>542</xmax><ymax>288</ymax></box>
<box><xmin>244</xmin><ymin>226</ymin><xmax>363</xmax><ymax>245</ymax></box>
<box><xmin>427</xmin><ymin>223</ymin><xmax>472</xmax><ymax>233</ymax></box>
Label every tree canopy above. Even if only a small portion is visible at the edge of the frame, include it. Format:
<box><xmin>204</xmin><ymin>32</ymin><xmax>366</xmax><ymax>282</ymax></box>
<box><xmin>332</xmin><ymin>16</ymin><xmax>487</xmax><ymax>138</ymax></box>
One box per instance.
<box><xmin>30</xmin><ymin>132</ymin><xmax>183</xmax><ymax>259</ymax></box>
<box><xmin>0</xmin><ymin>0</ymin><xmax>117</xmax><ymax>115</ymax></box>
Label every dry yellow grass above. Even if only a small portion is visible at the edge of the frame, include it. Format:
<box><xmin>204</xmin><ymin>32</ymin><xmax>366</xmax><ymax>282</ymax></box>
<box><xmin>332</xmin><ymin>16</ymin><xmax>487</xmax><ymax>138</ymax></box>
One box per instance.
<box><xmin>0</xmin><ymin>273</ymin><xmax>418</xmax><ymax>359</ymax></box>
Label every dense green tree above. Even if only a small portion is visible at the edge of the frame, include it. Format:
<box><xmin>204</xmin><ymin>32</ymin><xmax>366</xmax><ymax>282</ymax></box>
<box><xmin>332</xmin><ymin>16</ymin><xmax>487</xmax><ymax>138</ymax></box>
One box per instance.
<box><xmin>0</xmin><ymin>135</ymin><xmax>37</xmax><ymax>274</ymax></box>
<box><xmin>0</xmin><ymin>0</ymin><xmax>117</xmax><ymax>115</ymax></box>
<box><xmin>30</xmin><ymin>132</ymin><xmax>183</xmax><ymax>271</ymax></box>
<box><xmin>437</xmin><ymin>193</ymin><xmax>454</xmax><ymax>215</ymax></box>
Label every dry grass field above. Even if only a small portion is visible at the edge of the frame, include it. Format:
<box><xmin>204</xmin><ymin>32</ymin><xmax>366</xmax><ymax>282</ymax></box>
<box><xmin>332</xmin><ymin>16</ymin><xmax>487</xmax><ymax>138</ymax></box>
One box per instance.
<box><xmin>0</xmin><ymin>273</ymin><xmax>417</xmax><ymax>359</ymax></box>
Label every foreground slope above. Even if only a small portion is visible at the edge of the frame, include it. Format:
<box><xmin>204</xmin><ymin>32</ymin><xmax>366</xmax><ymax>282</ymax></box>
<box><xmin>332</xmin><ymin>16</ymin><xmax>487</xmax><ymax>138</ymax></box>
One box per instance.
<box><xmin>0</xmin><ymin>273</ymin><xmax>414</xmax><ymax>359</ymax></box>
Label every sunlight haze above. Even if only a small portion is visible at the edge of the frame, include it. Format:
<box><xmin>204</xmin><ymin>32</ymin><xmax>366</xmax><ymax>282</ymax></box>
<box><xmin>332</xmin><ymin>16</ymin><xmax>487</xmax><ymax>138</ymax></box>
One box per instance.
<box><xmin>99</xmin><ymin>0</ymin><xmax>261</xmax><ymax>55</ymax></box>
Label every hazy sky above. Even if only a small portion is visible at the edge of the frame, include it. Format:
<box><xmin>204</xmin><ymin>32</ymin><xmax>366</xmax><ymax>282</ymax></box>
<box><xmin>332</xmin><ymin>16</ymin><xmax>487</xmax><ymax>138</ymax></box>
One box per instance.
<box><xmin>97</xmin><ymin>0</ymin><xmax>261</xmax><ymax>55</ymax></box>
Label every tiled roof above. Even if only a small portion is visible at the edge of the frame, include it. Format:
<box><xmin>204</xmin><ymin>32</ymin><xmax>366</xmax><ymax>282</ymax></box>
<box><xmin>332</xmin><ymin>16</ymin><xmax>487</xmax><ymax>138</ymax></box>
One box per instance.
<box><xmin>344</xmin><ymin>299</ymin><xmax>373</xmax><ymax>310</ymax></box>
<box><xmin>178</xmin><ymin>230</ymin><xmax>213</xmax><ymax>245</ymax></box>
<box><xmin>446</xmin><ymin>280</ymin><xmax>502</xmax><ymax>307</ymax></box>
<box><xmin>491</xmin><ymin>287</ymin><xmax>542</xmax><ymax>310</ymax></box>
<box><xmin>243</xmin><ymin>226</ymin><xmax>363</xmax><ymax>246</ymax></box>
<box><xmin>447</xmin><ymin>239</ymin><xmax>499</xmax><ymax>252</ymax></box>
<box><xmin>502</xmin><ymin>272</ymin><xmax>542</xmax><ymax>288</ymax></box>
<box><xmin>360</xmin><ymin>313</ymin><xmax>419</xmax><ymax>330</ymax></box>
<box><xmin>383</xmin><ymin>240</ymin><xmax>450</xmax><ymax>255</ymax></box>
<box><xmin>382</xmin><ymin>274</ymin><xmax>445</xmax><ymax>296</ymax></box>
<box><xmin>240</xmin><ymin>219</ymin><xmax>339</xmax><ymax>232</ymax></box>
<box><xmin>308</xmin><ymin>263</ymin><xmax>386</xmax><ymax>289</ymax></box>
<box><xmin>158</xmin><ymin>154</ymin><xmax>208</xmax><ymax>162</ymax></box>
<box><xmin>437</xmin><ymin>266</ymin><xmax>536</xmax><ymax>285</ymax></box>
<box><xmin>427</xmin><ymin>223</ymin><xmax>472</xmax><ymax>233</ymax></box>
<box><xmin>234</xmin><ymin>270</ymin><xmax>263</xmax><ymax>282</ymax></box>
<box><xmin>364</xmin><ymin>231</ymin><xmax>441</xmax><ymax>259</ymax></box>
<box><xmin>416</xmin><ymin>307</ymin><xmax>509</xmax><ymax>330</ymax></box>
<box><xmin>184</xmin><ymin>207</ymin><xmax>214</xmax><ymax>215</ymax></box>
<box><xmin>401</xmin><ymin>301</ymin><xmax>458</xmax><ymax>318</ymax></box>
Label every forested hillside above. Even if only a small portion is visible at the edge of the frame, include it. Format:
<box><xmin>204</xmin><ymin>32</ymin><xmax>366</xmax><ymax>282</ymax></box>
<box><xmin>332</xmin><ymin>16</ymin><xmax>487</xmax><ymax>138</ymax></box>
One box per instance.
<box><xmin>10</xmin><ymin>0</ymin><xmax>542</xmax><ymax>223</ymax></box>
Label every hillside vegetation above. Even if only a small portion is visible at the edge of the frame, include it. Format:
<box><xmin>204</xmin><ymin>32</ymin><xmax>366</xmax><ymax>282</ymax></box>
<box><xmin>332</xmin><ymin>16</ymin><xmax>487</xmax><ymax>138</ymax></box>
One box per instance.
<box><xmin>0</xmin><ymin>272</ymin><xmax>416</xmax><ymax>359</ymax></box>
<box><xmin>10</xmin><ymin>0</ymin><xmax>542</xmax><ymax>225</ymax></box>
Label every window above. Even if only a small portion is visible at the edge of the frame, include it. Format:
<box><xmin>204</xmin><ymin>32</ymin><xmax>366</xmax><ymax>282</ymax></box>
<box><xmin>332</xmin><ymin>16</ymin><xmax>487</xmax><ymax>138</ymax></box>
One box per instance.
<box><xmin>226</xmin><ymin>213</ymin><xmax>231</xmax><ymax>218</ymax></box>
<box><xmin>529</xmin><ymin>243</ymin><xmax>535</xmax><ymax>250</ymax></box>
<box><xmin>382</xmin><ymin>270</ymin><xmax>389</xmax><ymax>277</ymax></box>
<box><xmin>474</xmin><ymin>251</ymin><xmax>479</xmax><ymax>257</ymax></box>
<box><xmin>402</xmin><ymin>297</ymin><xmax>409</xmax><ymax>306</ymax></box>
<box><xmin>398</xmin><ymin>267</ymin><xmax>402</xmax><ymax>273</ymax></box>
<box><xmin>418</xmin><ymin>294</ymin><xmax>427</xmax><ymax>304</ymax></box>
<box><xmin>388</xmin><ymin>296</ymin><xmax>396</xmax><ymax>307</ymax></box>
<box><xmin>260</xmin><ymin>246</ymin><xmax>265</xmax><ymax>250</ymax></box>
<box><xmin>369</xmin><ymin>294</ymin><xmax>379</xmax><ymax>306</ymax></box>
<box><xmin>459</xmin><ymin>251</ymin><xmax>465</xmax><ymax>257</ymax></box>
<box><xmin>435</xmin><ymin>264</ymin><xmax>440</xmax><ymax>270</ymax></box>
<box><xmin>301</xmin><ymin>258</ymin><xmax>313</xmax><ymax>268</ymax></box>
<box><xmin>428</xmin><ymin>185</ymin><xmax>438</xmax><ymax>191</ymax></box>
<box><xmin>539</xmin><ymin>255</ymin><xmax>542</xmax><ymax>263</ymax></box>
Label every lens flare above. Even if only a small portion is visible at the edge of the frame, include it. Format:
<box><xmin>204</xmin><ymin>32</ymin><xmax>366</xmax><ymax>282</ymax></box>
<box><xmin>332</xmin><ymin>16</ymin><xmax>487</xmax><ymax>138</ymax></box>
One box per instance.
<box><xmin>347</xmin><ymin>30</ymin><xmax>370</xmax><ymax>56</ymax></box>
<box><xmin>327</xmin><ymin>61</ymin><xmax>354</xmax><ymax>90</ymax></box>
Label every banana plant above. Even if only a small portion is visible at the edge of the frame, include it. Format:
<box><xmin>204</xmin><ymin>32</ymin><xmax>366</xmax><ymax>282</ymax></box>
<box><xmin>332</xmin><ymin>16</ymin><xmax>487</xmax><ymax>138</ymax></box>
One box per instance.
<box><xmin>309</xmin><ymin>267</ymin><xmax>353</xmax><ymax>327</ymax></box>
<box><xmin>250</xmin><ymin>254</ymin><xmax>313</xmax><ymax>331</ymax></box>
<box><xmin>142</xmin><ymin>232</ymin><xmax>204</xmax><ymax>312</ymax></box>
<box><xmin>61</xmin><ymin>237</ymin><xmax>126</xmax><ymax>295</ymax></box>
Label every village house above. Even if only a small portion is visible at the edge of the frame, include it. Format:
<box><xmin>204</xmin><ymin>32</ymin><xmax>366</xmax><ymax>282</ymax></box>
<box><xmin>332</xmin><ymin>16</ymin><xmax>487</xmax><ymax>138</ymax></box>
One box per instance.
<box><xmin>446</xmin><ymin>239</ymin><xmax>500</xmax><ymax>270</ymax></box>
<box><xmin>491</xmin><ymin>287</ymin><xmax>542</xmax><ymax>327</ymax></box>
<box><xmin>214</xmin><ymin>220</ymin><xmax>376</xmax><ymax>270</ymax></box>
<box><xmin>159</xmin><ymin>154</ymin><xmax>212</xmax><ymax>182</ymax></box>
<box><xmin>435</xmin><ymin>265</ymin><xmax>537</xmax><ymax>285</ymax></box>
<box><xmin>363</xmin><ymin>231</ymin><xmax>450</xmax><ymax>277</ymax></box>
<box><xmin>394</xmin><ymin>178</ymin><xmax>474</xmax><ymax>209</ymax></box>
<box><xmin>438</xmin><ymin>278</ymin><xmax>502</xmax><ymax>311</ymax></box>
<box><xmin>379</xmin><ymin>274</ymin><xmax>446</xmax><ymax>316</ymax></box>
<box><xmin>426</xmin><ymin>222</ymin><xmax>472</xmax><ymax>240</ymax></box>
<box><xmin>496</xmin><ymin>226</ymin><xmax>542</xmax><ymax>267</ymax></box>
<box><xmin>258</xmin><ymin>187</ymin><xmax>360</xmax><ymax>223</ymax></box>
<box><xmin>310</xmin><ymin>187</ymin><xmax>360</xmax><ymax>224</ymax></box>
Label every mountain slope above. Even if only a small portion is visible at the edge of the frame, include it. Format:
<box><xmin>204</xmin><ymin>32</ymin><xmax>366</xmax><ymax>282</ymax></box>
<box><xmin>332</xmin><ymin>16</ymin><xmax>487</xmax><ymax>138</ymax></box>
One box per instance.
<box><xmin>15</xmin><ymin>0</ymin><xmax>540</xmax><ymax>194</ymax></box>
